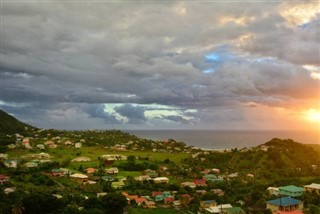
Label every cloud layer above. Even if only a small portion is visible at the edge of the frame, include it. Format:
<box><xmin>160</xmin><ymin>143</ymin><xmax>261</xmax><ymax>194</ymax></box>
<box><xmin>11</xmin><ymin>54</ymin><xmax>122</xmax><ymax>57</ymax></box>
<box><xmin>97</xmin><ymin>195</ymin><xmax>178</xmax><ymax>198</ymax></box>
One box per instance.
<box><xmin>1</xmin><ymin>1</ymin><xmax>319</xmax><ymax>130</ymax></box>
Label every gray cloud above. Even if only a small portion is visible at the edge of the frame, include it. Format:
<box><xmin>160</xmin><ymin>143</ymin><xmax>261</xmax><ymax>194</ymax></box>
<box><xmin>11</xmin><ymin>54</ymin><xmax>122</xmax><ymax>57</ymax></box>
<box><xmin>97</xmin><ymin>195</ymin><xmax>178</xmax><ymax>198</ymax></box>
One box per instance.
<box><xmin>115</xmin><ymin>104</ymin><xmax>147</xmax><ymax>124</ymax></box>
<box><xmin>1</xmin><ymin>1</ymin><xmax>319</xmax><ymax>129</ymax></box>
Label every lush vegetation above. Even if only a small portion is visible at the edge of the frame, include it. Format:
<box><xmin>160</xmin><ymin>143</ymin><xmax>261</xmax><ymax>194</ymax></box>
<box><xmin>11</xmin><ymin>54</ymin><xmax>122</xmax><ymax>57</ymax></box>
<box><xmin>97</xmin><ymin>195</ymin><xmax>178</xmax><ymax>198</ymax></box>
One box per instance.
<box><xmin>1</xmin><ymin>110</ymin><xmax>320</xmax><ymax>214</ymax></box>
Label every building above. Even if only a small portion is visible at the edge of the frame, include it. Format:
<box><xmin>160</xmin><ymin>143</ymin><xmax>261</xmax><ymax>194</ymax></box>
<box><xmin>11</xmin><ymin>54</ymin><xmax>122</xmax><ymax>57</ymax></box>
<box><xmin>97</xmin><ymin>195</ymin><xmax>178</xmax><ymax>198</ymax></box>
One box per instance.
<box><xmin>144</xmin><ymin>201</ymin><xmax>156</xmax><ymax>208</ymax></box>
<box><xmin>85</xmin><ymin>167</ymin><xmax>97</xmax><ymax>174</ymax></box>
<box><xmin>0</xmin><ymin>174</ymin><xmax>10</xmax><ymax>184</ymax></box>
<box><xmin>105</xmin><ymin>167</ymin><xmax>119</xmax><ymax>175</ymax></box>
<box><xmin>268</xmin><ymin>187</ymin><xmax>280</xmax><ymax>196</ymax></box>
<box><xmin>304</xmin><ymin>183</ymin><xmax>320</xmax><ymax>194</ymax></box>
<box><xmin>70</xmin><ymin>173</ymin><xmax>89</xmax><ymax>183</ymax></box>
<box><xmin>204</xmin><ymin>174</ymin><xmax>223</xmax><ymax>182</ymax></box>
<box><xmin>200</xmin><ymin>200</ymin><xmax>217</xmax><ymax>209</ymax></box>
<box><xmin>266</xmin><ymin>197</ymin><xmax>303</xmax><ymax>213</ymax></box>
<box><xmin>111</xmin><ymin>180</ymin><xmax>125</xmax><ymax>189</ymax></box>
<box><xmin>71</xmin><ymin>157</ymin><xmax>91</xmax><ymax>162</ymax></box>
<box><xmin>181</xmin><ymin>181</ymin><xmax>197</xmax><ymax>188</ymax></box>
<box><xmin>194</xmin><ymin>179</ymin><xmax>207</xmax><ymax>186</ymax></box>
<box><xmin>153</xmin><ymin>177</ymin><xmax>169</xmax><ymax>184</ymax></box>
<box><xmin>205</xmin><ymin>204</ymin><xmax>232</xmax><ymax>214</ymax></box>
<box><xmin>134</xmin><ymin>175</ymin><xmax>151</xmax><ymax>182</ymax></box>
<box><xmin>222</xmin><ymin>207</ymin><xmax>246</xmax><ymax>214</ymax></box>
<box><xmin>279</xmin><ymin>185</ymin><xmax>304</xmax><ymax>197</ymax></box>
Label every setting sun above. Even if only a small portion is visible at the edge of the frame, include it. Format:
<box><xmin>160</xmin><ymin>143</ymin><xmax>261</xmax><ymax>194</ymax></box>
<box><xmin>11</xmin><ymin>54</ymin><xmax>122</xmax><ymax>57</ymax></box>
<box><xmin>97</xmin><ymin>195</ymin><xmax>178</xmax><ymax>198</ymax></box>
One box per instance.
<box><xmin>305</xmin><ymin>109</ymin><xmax>320</xmax><ymax>122</ymax></box>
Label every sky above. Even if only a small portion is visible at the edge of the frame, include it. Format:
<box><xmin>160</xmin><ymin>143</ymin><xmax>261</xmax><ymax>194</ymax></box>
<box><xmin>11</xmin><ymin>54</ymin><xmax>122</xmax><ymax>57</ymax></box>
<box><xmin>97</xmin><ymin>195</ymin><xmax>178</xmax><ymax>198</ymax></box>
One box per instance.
<box><xmin>0</xmin><ymin>0</ymin><xmax>319</xmax><ymax>131</ymax></box>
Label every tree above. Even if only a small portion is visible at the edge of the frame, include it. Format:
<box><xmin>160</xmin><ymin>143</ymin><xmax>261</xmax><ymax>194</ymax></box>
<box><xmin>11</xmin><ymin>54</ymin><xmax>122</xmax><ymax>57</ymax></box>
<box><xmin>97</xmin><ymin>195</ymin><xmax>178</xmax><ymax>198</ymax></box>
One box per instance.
<box><xmin>101</xmin><ymin>193</ymin><xmax>127</xmax><ymax>214</ymax></box>
<box><xmin>22</xmin><ymin>190</ymin><xmax>64</xmax><ymax>214</ymax></box>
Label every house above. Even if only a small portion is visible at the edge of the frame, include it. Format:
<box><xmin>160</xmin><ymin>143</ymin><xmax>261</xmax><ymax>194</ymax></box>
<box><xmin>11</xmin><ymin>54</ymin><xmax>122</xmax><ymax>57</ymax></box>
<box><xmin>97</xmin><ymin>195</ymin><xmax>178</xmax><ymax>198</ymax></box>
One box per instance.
<box><xmin>205</xmin><ymin>204</ymin><xmax>232</xmax><ymax>213</ymax></box>
<box><xmin>266</xmin><ymin>197</ymin><xmax>303</xmax><ymax>213</ymax></box>
<box><xmin>194</xmin><ymin>179</ymin><xmax>207</xmax><ymax>186</ymax></box>
<box><xmin>111</xmin><ymin>180</ymin><xmax>125</xmax><ymax>189</ymax></box>
<box><xmin>135</xmin><ymin>197</ymin><xmax>147</xmax><ymax>205</ymax></box>
<box><xmin>24</xmin><ymin>161</ymin><xmax>38</xmax><ymax>168</ymax></box>
<box><xmin>212</xmin><ymin>168</ymin><xmax>220</xmax><ymax>174</ymax></box>
<box><xmin>279</xmin><ymin>185</ymin><xmax>304</xmax><ymax>197</ymax></box>
<box><xmin>162</xmin><ymin>191</ymin><xmax>171</xmax><ymax>198</ymax></box>
<box><xmin>268</xmin><ymin>187</ymin><xmax>280</xmax><ymax>196</ymax></box>
<box><xmin>64</xmin><ymin>140</ymin><xmax>73</xmax><ymax>145</ymax></box>
<box><xmin>45</xmin><ymin>169</ymin><xmax>65</xmax><ymax>177</ymax></box>
<box><xmin>304</xmin><ymin>183</ymin><xmax>320</xmax><ymax>194</ymax></box>
<box><xmin>196</xmin><ymin>190</ymin><xmax>207</xmax><ymax>195</ymax></box>
<box><xmin>200</xmin><ymin>200</ymin><xmax>217</xmax><ymax>209</ymax></box>
<box><xmin>0</xmin><ymin>153</ymin><xmax>8</xmax><ymax>160</ymax></box>
<box><xmin>36</xmin><ymin>144</ymin><xmax>45</xmax><ymax>150</ymax></box>
<box><xmin>222</xmin><ymin>207</ymin><xmax>246</xmax><ymax>214</ymax></box>
<box><xmin>0</xmin><ymin>174</ymin><xmax>10</xmax><ymax>184</ymax></box>
<box><xmin>101</xmin><ymin>154</ymin><xmax>128</xmax><ymax>161</ymax></box>
<box><xmin>101</xmin><ymin>175</ymin><xmax>114</xmax><ymax>182</ymax></box>
<box><xmin>153</xmin><ymin>177</ymin><xmax>169</xmax><ymax>184</ymax></box>
<box><xmin>44</xmin><ymin>140</ymin><xmax>54</xmax><ymax>146</ymax></box>
<box><xmin>181</xmin><ymin>181</ymin><xmax>197</xmax><ymax>188</ymax></box>
<box><xmin>152</xmin><ymin>191</ymin><xmax>163</xmax><ymax>197</ymax></box>
<box><xmin>49</xmin><ymin>143</ymin><xmax>58</xmax><ymax>148</ymax></box>
<box><xmin>144</xmin><ymin>201</ymin><xmax>156</xmax><ymax>208</ymax></box>
<box><xmin>70</xmin><ymin>173</ymin><xmax>89</xmax><ymax>183</ymax></box>
<box><xmin>105</xmin><ymin>167</ymin><xmax>119</xmax><ymax>175</ymax></box>
<box><xmin>135</xmin><ymin>175</ymin><xmax>151</xmax><ymax>182</ymax></box>
<box><xmin>75</xmin><ymin>143</ymin><xmax>82</xmax><ymax>148</ymax></box>
<box><xmin>154</xmin><ymin>195</ymin><xmax>164</xmax><ymax>202</ymax></box>
<box><xmin>211</xmin><ymin>189</ymin><xmax>225</xmax><ymax>196</ymax></box>
<box><xmin>164</xmin><ymin>197</ymin><xmax>174</xmax><ymax>204</ymax></box>
<box><xmin>85</xmin><ymin>167</ymin><xmax>97</xmax><ymax>174</ymax></box>
<box><xmin>173</xmin><ymin>200</ymin><xmax>181</xmax><ymax>207</ymax></box>
<box><xmin>4</xmin><ymin>187</ymin><xmax>15</xmax><ymax>194</ymax></box>
<box><xmin>204</xmin><ymin>174</ymin><xmax>223</xmax><ymax>182</ymax></box>
<box><xmin>227</xmin><ymin>173</ymin><xmax>238</xmax><ymax>178</ymax></box>
<box><xmin>143</xmin><ymin>169</ymin><xmax>158</xmax><ymax>178</ymax></box>
<box><xmin>71</xmin><ymin>157</ymin><xmax>91</xmax><ymax>162</ymax></box>
<box><xmin>87</xmin><ymin>179</ymin><xmax>97</xmax><ymax>184</ymax></box>
<box><xmin>246</xmin><ymin>173</ymin><xmax>255</xmax><ymax>178</ymax></box>
<box><xmin>4</xmin><ymin>160</ymin><xmax>18</xmax><ymax>168</ymax></box>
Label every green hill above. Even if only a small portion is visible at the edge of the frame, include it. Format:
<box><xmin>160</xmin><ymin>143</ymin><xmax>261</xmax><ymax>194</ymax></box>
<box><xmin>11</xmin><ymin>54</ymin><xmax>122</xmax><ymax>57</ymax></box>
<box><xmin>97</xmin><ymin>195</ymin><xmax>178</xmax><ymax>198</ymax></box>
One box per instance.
<box><xmin>0</xmin><ymin>110</ymin><xmax>36</xmax><ymax>151</ymax></box>
<box><xmin>0</xmin><ymin>109</ymin><xmax>34</xmax><ymax>135</ymax></box>
<box><xmin>183</xmin><ymin>138</ymin><xmax>320</xmax><ymax>179</ymax></box>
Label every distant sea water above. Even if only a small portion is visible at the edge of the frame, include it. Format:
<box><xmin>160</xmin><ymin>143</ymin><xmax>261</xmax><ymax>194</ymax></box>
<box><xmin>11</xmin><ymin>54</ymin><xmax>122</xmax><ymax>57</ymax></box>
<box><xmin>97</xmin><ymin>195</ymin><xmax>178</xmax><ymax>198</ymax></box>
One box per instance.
<box><xmin>126</xmin><ymin>130</ymin><xmax>320</xmax><ymax>150</ymax></box>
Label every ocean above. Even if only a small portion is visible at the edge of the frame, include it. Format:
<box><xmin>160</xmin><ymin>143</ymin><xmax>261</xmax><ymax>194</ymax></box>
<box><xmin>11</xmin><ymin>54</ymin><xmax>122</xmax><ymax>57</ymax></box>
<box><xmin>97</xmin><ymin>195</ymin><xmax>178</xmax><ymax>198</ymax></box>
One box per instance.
<box><xmin>126</xmin><ymin>130</ymin><xmax>320</xmax><ymax>150</ymax></box>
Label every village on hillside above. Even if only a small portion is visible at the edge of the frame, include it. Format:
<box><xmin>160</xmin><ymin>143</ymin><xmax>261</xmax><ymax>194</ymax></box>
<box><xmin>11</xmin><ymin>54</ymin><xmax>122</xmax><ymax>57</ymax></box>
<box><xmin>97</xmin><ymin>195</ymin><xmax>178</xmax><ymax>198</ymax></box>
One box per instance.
<box><xmin>1</xmin><ymin>127</ymin><xmax>320</xmax><ymax>214</ymax></box>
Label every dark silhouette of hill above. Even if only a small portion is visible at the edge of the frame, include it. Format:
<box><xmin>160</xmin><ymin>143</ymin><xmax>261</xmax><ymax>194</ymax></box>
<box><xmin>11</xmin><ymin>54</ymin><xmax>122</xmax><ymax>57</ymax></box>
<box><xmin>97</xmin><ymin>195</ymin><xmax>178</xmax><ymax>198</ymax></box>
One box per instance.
<box><xmin>0</xmin><ymin>109</ymin><xmax>35</xmax><ymax>135</ymax></box>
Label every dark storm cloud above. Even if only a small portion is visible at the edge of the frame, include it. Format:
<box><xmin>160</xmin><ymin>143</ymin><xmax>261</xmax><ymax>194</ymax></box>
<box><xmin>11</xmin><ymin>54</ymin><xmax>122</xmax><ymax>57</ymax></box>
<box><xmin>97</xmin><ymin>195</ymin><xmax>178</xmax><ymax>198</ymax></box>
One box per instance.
<box><xmin>85</xmin><ymin>104</ymin><xmax>121</xmax><ymax>124</ymax></box>
<box><xmin>114</xmin><ymin>104</ymin><xmax>147</xmax><ymax>124</ymax></box>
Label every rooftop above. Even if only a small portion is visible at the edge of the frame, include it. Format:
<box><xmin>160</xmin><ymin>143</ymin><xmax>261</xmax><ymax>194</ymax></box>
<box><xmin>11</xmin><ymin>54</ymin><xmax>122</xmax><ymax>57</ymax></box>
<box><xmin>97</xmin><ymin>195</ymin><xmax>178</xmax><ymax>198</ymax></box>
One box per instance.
<box><xmin>267</xmin><ymin>197</ymin><xmax>301</xmax><ymax>206</ymax></box>
<box><xmin>279</xmin><ymin>185</ymin><xmax>304</xmax><ymax>192</ymax></box>
<box><xmin>304</xmin><ymin>183</ymin><xmax>320</xmax><ymax>190</ymax></box>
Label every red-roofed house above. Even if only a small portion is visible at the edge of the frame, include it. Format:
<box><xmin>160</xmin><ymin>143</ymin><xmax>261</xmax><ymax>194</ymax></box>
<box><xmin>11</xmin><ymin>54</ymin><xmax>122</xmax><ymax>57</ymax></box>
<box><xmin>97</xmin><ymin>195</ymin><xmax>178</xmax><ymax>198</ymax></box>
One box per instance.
<box><xmin>135</xmin><ymin>197</ymin><xmax>147</xmax><ymax>205</ymax></box>
<box><xmin>127</xmin><ymin>195</ymin><xmax>139</xmax><ymax>201</ymax></box>
<box><xmin>194</xmin><ymin>179</ymin><xmax>207</xmax><ymax>186</ymax></box>
<box><xmin>164</xmin><ymin>197</ymin><xmax>174</xmax><ymax>204</ymax></box>
<box><xmin>152</xmin><ymin>191</ymin><xmax>163</xmax><ymax>197</ymax></box>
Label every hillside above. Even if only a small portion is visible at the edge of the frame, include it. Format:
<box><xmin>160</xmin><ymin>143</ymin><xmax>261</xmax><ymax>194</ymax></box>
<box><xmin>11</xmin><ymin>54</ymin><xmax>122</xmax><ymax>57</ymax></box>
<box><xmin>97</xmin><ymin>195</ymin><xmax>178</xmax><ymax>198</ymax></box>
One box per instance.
<box><xmin>0</xmin><ymin>110</ymin><xmax>37</xmax><ymax>151</ymax></box>
<box><xmin>0</xmin><ymin>110</ymin><xmax>34</xmax><ymax>135</ymax></box>
<box><xmin>183</xmin><ymin>138</ymin><xmax>320</xmax><ymax>180</ymax></box>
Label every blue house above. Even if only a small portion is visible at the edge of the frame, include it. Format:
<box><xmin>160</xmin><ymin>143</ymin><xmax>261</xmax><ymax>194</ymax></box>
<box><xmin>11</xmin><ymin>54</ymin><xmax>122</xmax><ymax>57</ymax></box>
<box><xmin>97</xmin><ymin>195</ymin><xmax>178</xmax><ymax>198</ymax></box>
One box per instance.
<box><xmin>266</xmin><ymin>197</ymin><xmax>303</xmax><ymax>213</ymax></box>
